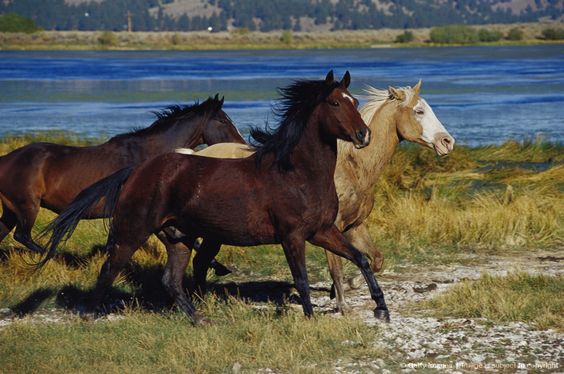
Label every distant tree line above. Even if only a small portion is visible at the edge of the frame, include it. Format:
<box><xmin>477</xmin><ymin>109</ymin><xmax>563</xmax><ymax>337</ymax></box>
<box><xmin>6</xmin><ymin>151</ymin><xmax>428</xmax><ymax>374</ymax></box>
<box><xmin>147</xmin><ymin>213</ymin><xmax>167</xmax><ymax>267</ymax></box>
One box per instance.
<box><xmin>0</xmin><ymin>0</ymin><xmax>562</xmax><ymax>32</ymax></box>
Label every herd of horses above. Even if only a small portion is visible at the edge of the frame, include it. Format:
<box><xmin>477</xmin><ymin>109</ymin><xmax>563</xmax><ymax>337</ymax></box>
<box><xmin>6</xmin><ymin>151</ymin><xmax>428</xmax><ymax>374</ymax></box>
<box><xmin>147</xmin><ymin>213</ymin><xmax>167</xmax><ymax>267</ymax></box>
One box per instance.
<box><xmin>0</xmin><ymin>71</ymin><xmax>454</xmax><ymax>324</ymax></box>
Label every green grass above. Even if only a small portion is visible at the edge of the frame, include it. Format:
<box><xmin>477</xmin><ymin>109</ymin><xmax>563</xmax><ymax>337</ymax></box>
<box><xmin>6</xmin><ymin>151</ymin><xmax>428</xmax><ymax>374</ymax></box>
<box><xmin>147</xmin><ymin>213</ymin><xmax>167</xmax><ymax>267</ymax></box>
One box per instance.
<box><xmin>419</xmin><ymin>273</ymin><xmax>563</xmax><ymax>330</ymax></box>
<box><xmin>0</xmin><ymin>298</ymin><xmax>381</xmax><ymax>373</ymax></box>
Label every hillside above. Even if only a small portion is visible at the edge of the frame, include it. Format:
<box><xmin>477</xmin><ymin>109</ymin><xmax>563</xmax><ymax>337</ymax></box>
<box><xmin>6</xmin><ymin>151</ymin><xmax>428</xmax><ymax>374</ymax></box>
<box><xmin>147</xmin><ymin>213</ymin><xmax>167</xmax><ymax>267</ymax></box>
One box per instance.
<box><xmin>0</xmin><ymin>0</ymin><xmax>563</xmax><ymax>32</ymax></box>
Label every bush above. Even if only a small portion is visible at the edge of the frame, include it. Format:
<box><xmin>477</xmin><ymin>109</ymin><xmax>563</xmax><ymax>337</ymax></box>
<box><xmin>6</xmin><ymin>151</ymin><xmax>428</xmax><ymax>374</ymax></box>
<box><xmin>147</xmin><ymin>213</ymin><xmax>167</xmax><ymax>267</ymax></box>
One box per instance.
<box><xmin>280</xmin><ymin>30</ymin><xmax>293</xmax><ymax>45</ymax></box>
<box><xmin>541</xmin><ymin>28</ymin><xmax>564</xmax><ymax>40</ymax></box>
<box><xmin>478</xmin><ymin>28</ymin><xmax>502</xmax><ymax>42</ymax></box>
<box><xmin>430</xmin><ymin>25</ymin><xmax>479</xmax><ymax>44</ymax></box>
<box><xmin>395</xmin><ymin>30</ymin><xmax>414</xmax><ymax>43</ymax></box>
<box><xmin>0</xmin><ymin>12</ymin><xmax>40</xmax><ymax>33</ymax></box>
<box><xmin>98</xmin><ymin>31</ymin><xmax>117</xmax><ymax>46</ymax></box>
<box><xmin>506</xmin><ymin>27</ymin><xmax>523</xmax><ymax>41</ymax></box>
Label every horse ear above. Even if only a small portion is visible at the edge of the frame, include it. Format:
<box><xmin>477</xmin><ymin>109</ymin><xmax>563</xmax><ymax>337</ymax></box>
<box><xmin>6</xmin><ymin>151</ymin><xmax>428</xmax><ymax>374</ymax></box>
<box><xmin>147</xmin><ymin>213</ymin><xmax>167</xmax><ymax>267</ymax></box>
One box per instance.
<box><xmin>413</xmin><ymin>80</ymin><xmax>422</xmax><ymax>95</ymax></box>
<box><xmin>219</xmin><ymin>96</ymin><xmax>225</xmax><ymax>106</ymax></box>
<box><xmin>214</xmin><ymin>93</ymin><xmax>219</xmax><ymax>101</ymax></box>
<box><xmin>340</xmin><ymin>70</ymin><xmax>351</xmax><ymax>88</ymax></box>
<box><xmin>325</xmin><ymin>70</ymin><xmax>334</xmax><ymax>83</ymax></box>
<box><xmin>388</xmin><ymin>86</ymin><xmax>406</xmax><ymax>101</ymax></box>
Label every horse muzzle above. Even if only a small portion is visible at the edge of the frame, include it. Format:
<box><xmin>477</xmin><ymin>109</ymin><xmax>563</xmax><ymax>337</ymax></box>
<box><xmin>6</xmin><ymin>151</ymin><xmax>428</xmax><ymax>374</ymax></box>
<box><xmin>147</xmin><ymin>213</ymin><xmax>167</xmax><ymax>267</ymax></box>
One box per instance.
<box><xmin>354</xmin><ymin>127</ymin><xmax>371</xmax><ymax>149</ymax></box>
<box><xmin>432</xmin><ymin>132</ymin><xmax>455</xmax><ymax>156</ymax></box>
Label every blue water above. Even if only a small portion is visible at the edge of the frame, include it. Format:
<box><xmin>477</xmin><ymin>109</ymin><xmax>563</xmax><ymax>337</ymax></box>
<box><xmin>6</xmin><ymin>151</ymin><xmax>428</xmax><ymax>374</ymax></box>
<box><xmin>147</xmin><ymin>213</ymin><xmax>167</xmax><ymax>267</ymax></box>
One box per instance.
<box><xmin>0</xmin><ymin>45</ymin><xmax>563</xmax><ymax>146</ymax></box>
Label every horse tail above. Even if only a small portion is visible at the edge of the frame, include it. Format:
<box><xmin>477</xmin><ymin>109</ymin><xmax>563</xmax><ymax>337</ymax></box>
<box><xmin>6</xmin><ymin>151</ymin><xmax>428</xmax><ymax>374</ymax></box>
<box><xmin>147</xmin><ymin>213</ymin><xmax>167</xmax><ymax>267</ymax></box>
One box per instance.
<box><xmin>37</xmin><ymin>166</ymin><xmax>134</xmax><ymax>267</ymax></box>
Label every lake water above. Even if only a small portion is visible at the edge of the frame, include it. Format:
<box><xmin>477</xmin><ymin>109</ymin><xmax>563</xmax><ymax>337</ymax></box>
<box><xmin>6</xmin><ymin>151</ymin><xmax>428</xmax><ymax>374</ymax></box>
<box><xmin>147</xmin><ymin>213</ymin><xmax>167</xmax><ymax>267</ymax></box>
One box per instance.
<box><xmin>0</xmin><ymin>45</ymin><xmax>562</xmax><ymax>146</ymax></box>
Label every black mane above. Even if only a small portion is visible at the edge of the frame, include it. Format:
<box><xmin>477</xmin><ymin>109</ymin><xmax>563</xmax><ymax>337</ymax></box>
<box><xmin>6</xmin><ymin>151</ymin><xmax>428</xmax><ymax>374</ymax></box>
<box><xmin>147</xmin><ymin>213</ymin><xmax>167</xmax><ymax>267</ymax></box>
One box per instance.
<box><xmin>111</xmin><ymin>95</ymin><xmax>224</xmax><ymax>141</ymax></box>
<box><xmin>251</xmin><ymin>78</ymin><xmax>340</xmax><ymax>171</ymax></box>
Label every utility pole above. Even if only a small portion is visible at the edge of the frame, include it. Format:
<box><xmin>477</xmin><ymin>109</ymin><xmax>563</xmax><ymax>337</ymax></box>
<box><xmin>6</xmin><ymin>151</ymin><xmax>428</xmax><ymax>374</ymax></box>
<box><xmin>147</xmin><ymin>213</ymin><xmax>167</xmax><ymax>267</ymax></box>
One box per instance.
<box><xmin>127</xmin><ymin>10</ymin><xmax>132</xmax><ymax>32</ymax></box>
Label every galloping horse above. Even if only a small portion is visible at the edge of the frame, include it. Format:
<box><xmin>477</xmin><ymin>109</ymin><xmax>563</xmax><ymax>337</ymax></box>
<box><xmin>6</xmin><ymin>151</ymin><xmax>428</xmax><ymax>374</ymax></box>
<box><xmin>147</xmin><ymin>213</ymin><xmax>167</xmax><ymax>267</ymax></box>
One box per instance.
<box><xmin>175</xmin><ymin>81</ymin><xmax>455</xmax><ymax>312</ymax></box>
<box><xmin>0</xmin><ymin>96</ymin><xmax>244</xmax><ymax>254</ymax></box>
<box><xmin>41</xmin><ymin>71</ymin><xmax>390</xmax><ymax>324</ymax></box>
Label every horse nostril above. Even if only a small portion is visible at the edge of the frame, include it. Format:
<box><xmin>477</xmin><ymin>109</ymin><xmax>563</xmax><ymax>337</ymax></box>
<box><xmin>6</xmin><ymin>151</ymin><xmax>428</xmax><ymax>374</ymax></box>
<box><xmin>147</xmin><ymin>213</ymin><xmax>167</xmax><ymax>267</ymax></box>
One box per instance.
<box><xmin>356</xmin><ymin>129</ymin><xmax>366</xmax><ymax>142</ymax></box>
<box><xmin>441</xmin><ymin>136</ymin><xmax>454</xmax><ymax>150</ymax></box>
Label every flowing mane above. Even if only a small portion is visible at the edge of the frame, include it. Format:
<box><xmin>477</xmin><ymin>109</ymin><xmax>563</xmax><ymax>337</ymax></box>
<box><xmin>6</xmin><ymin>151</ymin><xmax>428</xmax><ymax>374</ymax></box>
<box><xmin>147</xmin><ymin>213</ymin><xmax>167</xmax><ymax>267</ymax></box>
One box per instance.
<box><xmin>110</xmin><ymin>96</ymin><xmax>223</xmax><ymax>141</ymax></box>
<box><xmin>360</xmin><ymin>85</ymin><xmax>414</xmax><ymax>125</ymax></box>
<box><xmin>251</xmin><ymin>78</ymin><xmax>340</xmax><ymax>171</ymax></box>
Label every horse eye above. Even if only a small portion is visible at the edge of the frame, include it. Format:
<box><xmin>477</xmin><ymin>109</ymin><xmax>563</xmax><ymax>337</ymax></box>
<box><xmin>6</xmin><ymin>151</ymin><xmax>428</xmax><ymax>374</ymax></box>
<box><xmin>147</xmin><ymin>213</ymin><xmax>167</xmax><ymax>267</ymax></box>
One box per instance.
<box><xmin>415</xmin><ymin>109</ymin><xmax>424</xmax><ymax>115</ymax></box>
<box><xmin>329</xmin><ymin>100</ymin><xmax>340</xmax><ymax>107</ymax></box>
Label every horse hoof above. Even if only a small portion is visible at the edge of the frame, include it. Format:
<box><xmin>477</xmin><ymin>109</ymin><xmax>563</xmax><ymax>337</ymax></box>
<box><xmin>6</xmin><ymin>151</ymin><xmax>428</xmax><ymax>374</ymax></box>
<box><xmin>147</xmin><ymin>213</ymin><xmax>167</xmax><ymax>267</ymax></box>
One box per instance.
<box><xmin>374</xmin><ymin>308</ymin><xmax>390</xmax><ymax>322</ymax></box>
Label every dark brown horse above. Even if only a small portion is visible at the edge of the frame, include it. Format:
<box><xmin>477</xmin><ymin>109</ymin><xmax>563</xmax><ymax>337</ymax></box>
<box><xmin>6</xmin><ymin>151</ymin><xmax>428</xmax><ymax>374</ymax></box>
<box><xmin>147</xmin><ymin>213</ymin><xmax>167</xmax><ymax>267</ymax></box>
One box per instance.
<box><xmin>0</xmin><ymin>96</ymin><xmax>244</xmax><ymax>254</ymax></box>
<box><xmin>42</xmin><ymin>71</ymin><xmax>389</xmax><ymax>324</ymax></box>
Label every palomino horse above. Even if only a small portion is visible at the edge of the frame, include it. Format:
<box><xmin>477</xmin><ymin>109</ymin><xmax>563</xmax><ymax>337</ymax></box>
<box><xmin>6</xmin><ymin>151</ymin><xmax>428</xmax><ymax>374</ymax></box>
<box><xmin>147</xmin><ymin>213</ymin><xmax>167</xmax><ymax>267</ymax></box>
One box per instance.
<box><xmin>0</xmin><ymin>96</ymin><xmax>244</xmax><ymax>255</ymax></box>
<box><xmin>175</xmin><ymin>81</ymin><xmax>455</xmax><ymax>312</ymax></box>
<box><xmin>41</xmin><ymin>71</ymin><xmax>390</xmax><ymax>324</ymax></box>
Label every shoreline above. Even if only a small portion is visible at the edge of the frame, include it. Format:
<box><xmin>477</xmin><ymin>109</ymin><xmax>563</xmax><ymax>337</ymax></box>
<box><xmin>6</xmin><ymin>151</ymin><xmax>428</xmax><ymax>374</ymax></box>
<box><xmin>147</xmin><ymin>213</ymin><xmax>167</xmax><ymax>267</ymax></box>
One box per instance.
<box><xmin>1</xmin><ymin>22</ymin><xmax>562</xmax><ymax>51</ymax></box>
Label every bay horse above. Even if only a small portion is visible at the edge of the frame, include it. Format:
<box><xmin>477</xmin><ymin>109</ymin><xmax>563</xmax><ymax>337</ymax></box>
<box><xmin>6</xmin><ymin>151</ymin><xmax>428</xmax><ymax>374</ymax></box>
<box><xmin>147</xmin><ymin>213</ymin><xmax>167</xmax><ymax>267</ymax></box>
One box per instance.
<box><xmin>41</xmin><ymin>71</ymin><xmax>390</xmax><ymax>324</ymax></box>
<box><xmin>0</xmin><ymin>95</ymin><xmax>245</xmax><ymax>256</ymax></box>
<box><xmin>175</xmin><ymin>81</ymin><xmax>455</xmax><ymax>312</ymax></box>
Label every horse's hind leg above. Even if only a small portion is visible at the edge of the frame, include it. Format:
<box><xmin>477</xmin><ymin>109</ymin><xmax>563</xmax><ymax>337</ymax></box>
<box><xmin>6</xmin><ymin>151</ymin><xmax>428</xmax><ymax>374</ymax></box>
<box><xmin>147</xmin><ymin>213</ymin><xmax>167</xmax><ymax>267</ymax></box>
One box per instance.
<box><xmin>84</xmin><ymin>234</ymin><xmax>149</xmax><ymax>317</ymax></box>
<box><xmin>325</xmin><ymin>252</ymin><xmax>349</xmax><ymax>313</ymax></box>
<box><xmin>160</xmin><ymin>237</ymin><xmax>204</xmax><ymax>325</ymax></box>
<box><xmin>192</xmin><ymin>239</ymin><xmax>222</xmax><ymax>295</ymax></box>
<box><xmin>12</xmin><ymin>201</ymin><xmax>44</xmax><ymax>253</ymax></box>
<box><xmin>0</xmin><ymin>207</ymin><xmax>17</xmax><ymax>244</ymax></box>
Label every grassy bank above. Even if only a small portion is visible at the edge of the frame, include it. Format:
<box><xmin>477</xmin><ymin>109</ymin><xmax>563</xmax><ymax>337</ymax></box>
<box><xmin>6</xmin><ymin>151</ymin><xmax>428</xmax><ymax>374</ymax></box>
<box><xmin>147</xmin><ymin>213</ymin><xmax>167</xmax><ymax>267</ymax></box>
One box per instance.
<box><xmin>1</xmin><ymin>22</ymin><xmax>562</xmax><ymax>50</ymax></box>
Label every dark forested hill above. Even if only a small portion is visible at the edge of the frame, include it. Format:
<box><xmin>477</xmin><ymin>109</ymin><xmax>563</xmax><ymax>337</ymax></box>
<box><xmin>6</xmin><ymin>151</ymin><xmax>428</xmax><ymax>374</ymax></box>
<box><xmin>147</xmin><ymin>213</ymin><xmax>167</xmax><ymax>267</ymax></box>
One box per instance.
<box><xmin>1</xmin><ymin>0</ymin><xmax>562</xmax><ymax>32</ymax></box>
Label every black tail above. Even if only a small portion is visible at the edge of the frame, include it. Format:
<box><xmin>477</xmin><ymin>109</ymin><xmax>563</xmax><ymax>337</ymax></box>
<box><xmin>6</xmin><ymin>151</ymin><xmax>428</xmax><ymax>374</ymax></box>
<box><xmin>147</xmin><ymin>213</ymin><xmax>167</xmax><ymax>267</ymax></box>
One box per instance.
<box><xmin>37</xmin><ymin>166</ymin><xmax>134</xmax><ymax>267</ymax></box>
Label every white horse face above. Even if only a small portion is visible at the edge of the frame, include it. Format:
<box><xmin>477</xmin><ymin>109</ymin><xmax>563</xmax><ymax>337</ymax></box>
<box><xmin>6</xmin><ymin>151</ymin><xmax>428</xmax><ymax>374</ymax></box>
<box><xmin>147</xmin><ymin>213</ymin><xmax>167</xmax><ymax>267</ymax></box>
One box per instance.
<box><xmin>395</xmin><ymin>83</ymin><xmax>455</xmax><ymax>156</ymax></box>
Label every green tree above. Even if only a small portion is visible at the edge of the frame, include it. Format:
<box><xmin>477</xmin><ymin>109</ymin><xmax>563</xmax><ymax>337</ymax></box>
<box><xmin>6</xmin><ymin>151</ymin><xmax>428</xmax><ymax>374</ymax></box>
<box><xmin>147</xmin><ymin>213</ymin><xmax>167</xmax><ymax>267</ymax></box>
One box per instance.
<box><xmin>395</xmin><ymin>30</ymin><xmax>414</xmax><ymax>43</ymax></box>
<box><xmin>478</xmin><ymin>28</ymin><xmax>502</xmax><ymax>42</ymax></box>
<box><xmin>0</xmin><ymin>12</ymin><xmax>40</xmax><ymax>33</ymax></box>
<box><xmin>430</xmin><ymin>25</ymin><xmax>479</xmax><ymax>44</ymax></box>
<box><xmin>541</xmin><ymin>28</ymin><xmax>564</xmax><ymax>40</ymax></box>
<box><xmin>506</xmin><ymin>27</ymin><xmax>523</xmax><ymax>41</ymax></box>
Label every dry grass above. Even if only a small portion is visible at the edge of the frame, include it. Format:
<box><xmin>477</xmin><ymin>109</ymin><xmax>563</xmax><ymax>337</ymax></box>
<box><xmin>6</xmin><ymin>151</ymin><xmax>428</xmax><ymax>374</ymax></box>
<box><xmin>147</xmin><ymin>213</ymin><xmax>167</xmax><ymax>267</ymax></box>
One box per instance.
<box><xmin>419</xmin><ymin>272</ymin><xmax>564</xmax><ymax>330</ymax></box>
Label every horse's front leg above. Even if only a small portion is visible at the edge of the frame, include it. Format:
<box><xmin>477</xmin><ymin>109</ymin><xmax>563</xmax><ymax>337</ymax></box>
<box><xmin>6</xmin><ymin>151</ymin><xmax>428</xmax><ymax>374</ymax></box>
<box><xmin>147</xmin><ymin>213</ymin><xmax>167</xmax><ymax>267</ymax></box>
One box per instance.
<box><xmin>281</xmin><ymin>233</ymin><xmax>313</xmax><ymax>317</ymax></box>
<box><xmin>310</xmin><ymin>225</ymin><xmax>389</xmax><ymax>321</ymax></box>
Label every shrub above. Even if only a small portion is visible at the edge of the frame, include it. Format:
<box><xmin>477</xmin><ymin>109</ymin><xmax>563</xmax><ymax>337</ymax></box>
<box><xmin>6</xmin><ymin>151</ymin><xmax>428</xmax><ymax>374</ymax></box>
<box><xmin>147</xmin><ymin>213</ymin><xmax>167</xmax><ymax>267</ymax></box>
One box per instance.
<box><xmin>506</xmin><ymin>27</ymin><xmax>523</xmax><ymax>41</ymax></box>
<box><xmin>395</xmin><ymin>30</ymin><xmax>414</xmax><ymax>43</ymax></box>
<box><xmin>541</xmin><ymin>27</ymin><xmax>564</xmax><ymax>40</ymax></box>
<box><xmin>430</xmin><ymin>25</ymin><xmax>478</xmax><ymax>44</ymax></box>
<box><xmin>280</xmin><ymin>30</ymin><xmax>293</xmax><ymax>45</ymax></box>
<box><xmin>478</xmin><ymin>28</ymin><xmax>502</xmax><ymax>42</ymax></box>
<box><xmin>170</xmin><ymin>33</ymin><xmax>182</xmax><ymax>45</ymax></box>
<box><xmin>98</xmin><ymin>31</ymin><xmax>117</xmax><ymax>46</ymax></box>
<box><xmin>0</xmin><ymin>12</ymin><xmax>40</xmax><ymax>33</ymax></box>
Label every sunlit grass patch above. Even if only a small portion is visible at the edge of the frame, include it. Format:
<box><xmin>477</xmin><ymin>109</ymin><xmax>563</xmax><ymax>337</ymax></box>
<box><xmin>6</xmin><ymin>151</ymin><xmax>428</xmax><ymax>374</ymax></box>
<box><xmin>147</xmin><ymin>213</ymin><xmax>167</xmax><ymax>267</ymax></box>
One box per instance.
<box><xmin>0</xmin><ymin>297</ymin><xmax>382</xmax><ymax>374</ymax></box>
<box><xmin>420</xmin><ymin>273</ymin><xmax>564</xmax><ymax>330</ymax></box>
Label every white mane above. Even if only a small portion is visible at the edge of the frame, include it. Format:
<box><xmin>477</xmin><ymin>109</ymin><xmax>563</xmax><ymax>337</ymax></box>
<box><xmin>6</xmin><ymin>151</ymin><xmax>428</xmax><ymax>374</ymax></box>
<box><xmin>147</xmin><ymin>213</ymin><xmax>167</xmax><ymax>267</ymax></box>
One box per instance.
<box><xmin>360</xmin><ymin>85</ymin><xmax>414</xmax><ymax>125</ymax></box>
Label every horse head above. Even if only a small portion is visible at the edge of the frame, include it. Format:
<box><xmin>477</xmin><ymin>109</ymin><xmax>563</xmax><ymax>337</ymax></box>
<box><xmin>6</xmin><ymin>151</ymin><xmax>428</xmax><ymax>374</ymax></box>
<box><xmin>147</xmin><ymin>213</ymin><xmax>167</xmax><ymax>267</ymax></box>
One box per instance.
<box><xmin>200</xmin><ymin>94</ymin><xmax>246</xmax><ymax>145</ymax></box>
<box><xmin>320</xmin><ymin>70</ymin><xmax>370</xmax><ymax>149</ymax></box>
<box><xmin>389</xmin><ymin>81</ymin><xmax>455</xmax><ymax>156</ymax></box>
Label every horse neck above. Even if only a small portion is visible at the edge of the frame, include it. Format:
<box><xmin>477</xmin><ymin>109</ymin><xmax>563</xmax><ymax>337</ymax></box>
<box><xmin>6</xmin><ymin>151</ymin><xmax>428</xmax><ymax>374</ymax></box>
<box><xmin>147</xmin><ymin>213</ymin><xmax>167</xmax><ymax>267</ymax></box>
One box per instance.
<box><xmin>111</xmin><ymin>117</ymin><xmax>205</xmax><ymax>162</ymax></box>
<box><xmin>289</xmin><ymin>111</ymin><xmax>338</xmax><ymax>184</ymax></box>
<box><xmin>336</xmin><ymin>100</ymin><xmax>400</xmax><ymax>192</ymax></box>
